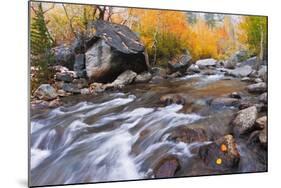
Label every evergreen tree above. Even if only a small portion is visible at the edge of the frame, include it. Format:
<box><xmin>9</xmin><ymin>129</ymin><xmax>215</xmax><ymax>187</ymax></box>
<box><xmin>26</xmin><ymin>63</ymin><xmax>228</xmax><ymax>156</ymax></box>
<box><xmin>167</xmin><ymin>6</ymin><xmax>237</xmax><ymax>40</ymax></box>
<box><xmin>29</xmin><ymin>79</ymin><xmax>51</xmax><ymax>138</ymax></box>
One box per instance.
<box><xmin>30</xmin><ymin>3</ymin><xmax>55</xmax><ymax>91</ymax></box>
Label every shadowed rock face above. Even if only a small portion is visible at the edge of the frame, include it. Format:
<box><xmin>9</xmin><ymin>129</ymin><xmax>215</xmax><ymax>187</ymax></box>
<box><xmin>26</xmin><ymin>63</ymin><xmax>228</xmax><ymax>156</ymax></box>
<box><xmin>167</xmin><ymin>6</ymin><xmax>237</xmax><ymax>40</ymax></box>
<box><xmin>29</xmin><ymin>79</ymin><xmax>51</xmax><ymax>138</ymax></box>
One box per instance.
<box><xmin>85</xmin><ymin>21</ymin><xmax>148</xmax><ymax>83</ymax></box>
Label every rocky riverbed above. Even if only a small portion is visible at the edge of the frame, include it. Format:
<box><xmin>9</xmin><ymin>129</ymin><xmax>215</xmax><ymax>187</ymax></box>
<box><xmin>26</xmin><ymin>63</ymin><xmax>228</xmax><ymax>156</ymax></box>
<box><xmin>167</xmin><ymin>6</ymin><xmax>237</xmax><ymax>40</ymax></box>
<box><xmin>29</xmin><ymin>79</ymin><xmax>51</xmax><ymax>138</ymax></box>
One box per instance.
<box><xmin>30</xmin><ymin>56</ymin><xmax>268</xmax><ymax>186</ymax></box>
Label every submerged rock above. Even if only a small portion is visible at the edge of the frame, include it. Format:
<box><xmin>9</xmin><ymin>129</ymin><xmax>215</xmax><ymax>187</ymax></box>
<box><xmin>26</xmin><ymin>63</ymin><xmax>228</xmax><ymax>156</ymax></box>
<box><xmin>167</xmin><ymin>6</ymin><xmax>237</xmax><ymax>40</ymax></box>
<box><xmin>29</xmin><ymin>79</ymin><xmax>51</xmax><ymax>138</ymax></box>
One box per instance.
<box><xmin>199</xmin><ymin>135</ymin><xmax>240</xmax><ymax>170</ymax></box>
<box><xmin>211</xmin><ymin>97</ymin><xmax>240</xmax><ymax>107</ymax></box>
<box><xmin>34</xmin><ymin>84</ymin><xmax>58</xmax><ymax>101</ymax></box>
<box><xmin>160</xmin><ymin>94</ymin><xmax>185</xmax><ymax>105</ymax></box>
<box><xmin>247</xmin><ymin>82</ymin><xmax>267</xmax><ymax>94</ymax></box>
<box><xmin>154</xmin><ymin>156</ymin><xmax>180</xmax><ymax>178</ymax></box>
<box><xmin>232</xmin><ymin>106</ymin><xmax>258</xmax><ymax>135</ymax></box>
<box><xmin>168</xmin><ymin>127</ymin><xmax>207</xmax><ymax>144</ymax></box>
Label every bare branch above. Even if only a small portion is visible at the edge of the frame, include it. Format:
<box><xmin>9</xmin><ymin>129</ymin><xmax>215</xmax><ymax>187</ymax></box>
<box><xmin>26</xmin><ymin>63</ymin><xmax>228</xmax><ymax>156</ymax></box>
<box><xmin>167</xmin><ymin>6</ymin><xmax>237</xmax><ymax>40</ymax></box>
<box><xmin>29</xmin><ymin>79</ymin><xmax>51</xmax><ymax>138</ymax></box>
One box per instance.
<box><xmin>43</xmin><ymin>4</ymin><xmax>55</xmax><ymax>14</ymax></box>
<box><xmin>62</xmin><ymin>4</ymin><xmax>77</xmax><ymax>39</ymax></box>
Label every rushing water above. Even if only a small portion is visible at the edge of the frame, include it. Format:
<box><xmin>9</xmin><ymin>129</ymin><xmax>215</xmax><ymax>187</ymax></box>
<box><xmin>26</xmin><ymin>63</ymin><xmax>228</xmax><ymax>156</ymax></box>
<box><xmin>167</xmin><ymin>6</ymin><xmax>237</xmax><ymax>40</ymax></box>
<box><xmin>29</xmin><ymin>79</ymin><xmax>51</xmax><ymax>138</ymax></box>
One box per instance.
<box><xmin>30</xmin><ymin>73</ymin><xmax>266</xmax><ymax>186</ymax></box>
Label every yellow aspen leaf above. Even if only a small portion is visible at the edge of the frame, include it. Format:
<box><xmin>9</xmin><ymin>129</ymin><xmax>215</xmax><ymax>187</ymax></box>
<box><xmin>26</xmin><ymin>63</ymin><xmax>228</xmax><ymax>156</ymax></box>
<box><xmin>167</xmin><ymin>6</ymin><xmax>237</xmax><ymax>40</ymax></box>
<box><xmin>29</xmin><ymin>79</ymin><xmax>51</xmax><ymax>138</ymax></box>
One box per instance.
<box><xmin>216</xmin><ymin>158</ymin><xmax>222</xmax><ymax>165</ymax></box>
<box><xmin>220</xmin><ymin>144</ymin><xmax>228</xmax><ymax>152</ymax></box>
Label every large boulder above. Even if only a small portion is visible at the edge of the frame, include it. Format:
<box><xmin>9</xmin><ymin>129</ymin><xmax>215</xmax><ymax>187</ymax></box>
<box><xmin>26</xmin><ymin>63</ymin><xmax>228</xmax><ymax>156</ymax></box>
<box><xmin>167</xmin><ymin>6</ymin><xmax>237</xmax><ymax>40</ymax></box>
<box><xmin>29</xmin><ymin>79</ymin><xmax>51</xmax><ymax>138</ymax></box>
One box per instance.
<box><xmin>247</xmin><ymin>82</ymin><xmax>267</xmax><ymax>94</ymax></box>
<box><xmin>154</xmin><ymin>156</ymin><xmax>180</xmax><ymax>178</ymax></box>
<box><xmin>85</xmin><ymin>20</ymin><xmax>148</xmax><ymax>83</ymax></box>
<box><xmin>34</xmin><ymin>84</ymin><xmax>58</xmax><ymax>101</ymax></box>
<box><xmin>168</xmin><ymin>54</ymin><xmax>192</xmax><ymax>73</ymax></box>
<box><xmin>73</xmin><ymin>54</ymin><xmax>86</xmax><ymax>78</ymax></box>
<box><xmin>232</xmin><ymin>106</ymin><xmax>258</xmax><ymax>135</ymax></box>
<box><xmin>52</xmin><ymin>44</ymin><xmax>75</xmax><ymax>70</ymax></box>
<box><xmin>228</xmin><ymin>65</ymin><xmax>253</xmax><ymax>77</ymax></box>
<box><xmin>195</xmin><ymin>58</ymin><xmax>217</xmax><ymax>69</ymax></box>
<box><xmin>199</xmin><ymin>135</ymin><xmax>240</xmax><ymax>170</ymax></box>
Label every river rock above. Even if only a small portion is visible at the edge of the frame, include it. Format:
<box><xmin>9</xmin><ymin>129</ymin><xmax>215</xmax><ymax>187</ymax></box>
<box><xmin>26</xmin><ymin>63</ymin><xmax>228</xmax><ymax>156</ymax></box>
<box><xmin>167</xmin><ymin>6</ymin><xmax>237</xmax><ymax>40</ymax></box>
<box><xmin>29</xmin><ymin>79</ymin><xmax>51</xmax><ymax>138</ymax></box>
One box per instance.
<box><xmin>228</xmin><ymin>92</ymin><xmax>242</xmax><ymax>99</ymax></box>
<box><xmin>258</xmin><ymin>65</ymin><xmax>267</xmax><ymax>81</ymax></box>
<box><xmin>223</xmin><ymin>60</ymin><xmax>236</xmax><ymax>69</ymax></box>
<box><xmin>61</xmin><ymin>83</ymin><xmax>81</xmax><ymax>94</ymax></box>
<box><xmin>72</xmin><ymin>78</ymin><xmax>88</xmax><ymax>89</ymax></box>
<box><xmin>255</xmin><ymin>116</ymin><xmax>267</xmax><ymax>130</ymax></box>
<box><xmin>55</xmin><ymin>72</ymin><xmax>73</xmax><ymax>82</ymax></box>
<box><xmin>229</xmin><ymin>65</ymin><xmax>253</xmax><ymax>77</ymax></box>
<box><xmin>135</xmin><ymin>72</ymin><xmax>152</xmax><ymax>83</ymax></box>
<box><xmin>240</xmin><ymin>56</ymin><xmax>258</xmax><ymax>68</ymax></box>
<box><xmin>254</xmin><ymin>78</ymin><xmax>263</xmax><ymax>83</ymax></box>
<box><xmin>168</xmin><ymin>54</ymin><xmax>192</xmax><ymax>73</ymax></box>
<box><xmin>34</xmin><ymin>84</ymin><xmax>58</xmax><ymax>101</ymax></box>
<box><xmin>52</xmin><ymin>44</ymin><xmax>75</xmax><ymax>70</ymax></box>
<box><xmin>232</xmin><ymin>106</ymin><xmax>258</xmax><ymax>135</ymax></box>
<box><xmin>53</xmin><ymin>65</ymin><xmax>69</xmax><ymax>73</ymax></box>
<box><xmin>160</xmin><ymin>94</ymin><xmax>185</xmax><ymax>105</ymax></box>
<box><xmin>106</xmin><ymin>70</ymin><xmax>137</xmax><ymax>89</ymax></box>
<box><xmin>85</xmin><ymin>20</ymin><xmax>148</xmax><ymax>82</ymax></box>
<box><xmin>247</xmin><ymin>82</ymin><xmax>267</xmax><ymax>94</ymax></box>
<box><xmin>90</xmin><ymin>82</ymin><xmax>105</xmax><ymax>93</ymax></box>
<box><xmin>187</xmin><ymin>64</ymin><xmax>200</xmax><ymax>73</ymax></box>
<box><xmin>80</xmin><ymin>88</ymin><xmax>91</xmax><ymax>95</ymax></box>
<box><xmin>150</xmin><ymin>75</ymin><xmax>164</xmax><ymax>84</ymax></box>
<box><xmin>211</xmin><ymin>97</ymin><xmax>240</xmax><ymax>107</ymax></box>
<box><xmin>259</xmin><ymin>92</ymin><xmax>267</xmax><ymax>104</ymax></box>
<box><xmin>258</xmin><ymin>127</ymin><xmax>267</xmax><ymax>148</ymax></box>
<box><xmin>199</xmin><ymin>135</ymin><xmax>240</xmax><ymax>170</ymax></box>
<box><xmin>154</xmin><ymin>156</ymin><xmax>180</xmax><ymax>178</ymax></box>
<box><xmin>195</xmin><ymin>58</ymin><xmax>217</xmax><ymax>69</ymax></box>
<box><xmin>57</xmin><ymin>89</ymin><xmax>69</xmax><ymax>97</ymax></box>
<box><xmin>48</xmin><ymin>98</ymin><xmax>62</xmax><ymax>108</ymax></box>
<box><xmin>230</xmin><ymin>50</ymin><xmax>248</xmax><ymax>63</ymax></box>
<box><xmin>202</xmin><ymin>69</ymin><xmax>217</xmax><ymax>75</ymax></box>
<box><xmin>167</xmin><ymin>71</ymin><xmax>182</xmax><ymax>79</ymax></box>
<box><xmin>168</xmin><ymin>127</ymin><xmax>207</xmax><ymax>143</ymax></box>
<box><xmin>151</xmin><ymin>67</ymin><xmax>167</xmax><ymax>77</ymax></box>
<box><xmin>241</xmin><ymin>77</ymin><xmax>251</xmax><ymax>82</ymax></box>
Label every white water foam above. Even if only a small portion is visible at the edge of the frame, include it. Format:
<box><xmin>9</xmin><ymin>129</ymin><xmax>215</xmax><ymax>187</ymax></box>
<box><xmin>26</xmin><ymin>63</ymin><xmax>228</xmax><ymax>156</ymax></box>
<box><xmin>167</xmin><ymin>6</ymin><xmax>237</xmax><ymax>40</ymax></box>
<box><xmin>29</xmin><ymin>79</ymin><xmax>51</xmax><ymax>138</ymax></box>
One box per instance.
<box><xmin>30</xmin><ymin>148</ymin><xmax>51</xmax><ymax>170</ymax></box>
